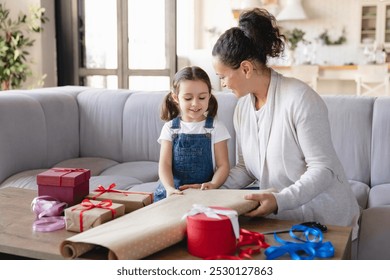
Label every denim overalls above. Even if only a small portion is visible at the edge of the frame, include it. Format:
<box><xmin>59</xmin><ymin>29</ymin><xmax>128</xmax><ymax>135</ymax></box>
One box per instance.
<box><xmin>154</xmin><ymin>117</ymin><xmax>214</xmax><ymax>202</ymax></box>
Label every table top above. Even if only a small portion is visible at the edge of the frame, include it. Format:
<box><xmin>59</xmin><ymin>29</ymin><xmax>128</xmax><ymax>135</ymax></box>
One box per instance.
<box><xmin>147</xmin><ymin>216</ymin><xmax>352</xmax><ymax>260</ymax></box>
<box><xmin>0</xmin><ymin>187</ymin><xmax>352</xmax><ymax>260</ymax></box>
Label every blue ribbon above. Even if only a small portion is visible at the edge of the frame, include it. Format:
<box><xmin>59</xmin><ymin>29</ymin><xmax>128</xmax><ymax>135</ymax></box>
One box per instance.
<box><xmin>264</xmin><ymin>224</ymin><xmax>334</xmax><ymax>260</ymax></box>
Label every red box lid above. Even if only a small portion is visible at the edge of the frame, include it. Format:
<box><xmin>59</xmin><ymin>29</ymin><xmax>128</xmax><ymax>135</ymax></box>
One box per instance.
<box><xmin>37</xmin><ymin>167</ymin><xmax>91</xmax><ymax>187</ymax></box>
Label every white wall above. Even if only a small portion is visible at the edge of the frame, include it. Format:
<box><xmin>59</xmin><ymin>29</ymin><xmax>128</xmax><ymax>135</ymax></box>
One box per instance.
<box><xmin>188</xmin><ymin>0</ymin><xmax>363</xmax><ymax>65</ymax></box>
<box><xmin>178</xmin><ymin>0</ymin><xmax>366</xmax><ymax>92</ymax></box>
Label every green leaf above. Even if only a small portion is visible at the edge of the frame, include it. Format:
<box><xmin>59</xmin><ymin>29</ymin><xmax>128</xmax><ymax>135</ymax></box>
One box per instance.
<box><xmin>0</xmin><ymin>3</ymin><xmax>47</xmax><ymax>89</ymax></box>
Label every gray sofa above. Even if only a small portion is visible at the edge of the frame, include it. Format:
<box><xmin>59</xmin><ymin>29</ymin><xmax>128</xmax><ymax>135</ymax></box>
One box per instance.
<box><xmin>0</xmin><ymin>86</ymin><xmax>389</xmax><ymax>260</ymax></box>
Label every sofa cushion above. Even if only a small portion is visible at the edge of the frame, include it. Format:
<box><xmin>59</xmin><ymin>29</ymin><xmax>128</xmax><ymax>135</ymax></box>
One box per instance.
<box><xmin>100</xmin><ymin>161</ymin><xmax>159</xmax><ymax>183</ymax></box>
<box><xmin>215</xmin><ymin>91</ymin><xmax>238</xmax><ymax>167</ymax></box>
<box><xmin>367</xmin><ymin>183</ymin><xmax>390</xmax><ymax>208</ymax></box>
<box><xmin>0</xmin><ymin>169</ymin><xmax>47</xmax><ymax>189</ymax></box>
<box><xmin>128</xmin><ymin>181</ymin><xmax>159</xmax><ymax>192</ymax></box>
<box><xmin>26</xmin><ymin>90</ymin><xmax>80</xmax><ymax>167</ymax></box>
<box><xmin>78</xmin><ymin>88</ymin><xmax>134</xmax><ymax>162</ymax></box>
<box><xmin>322</xmin><ymin>96</ymin><xmax>374</xmax><ymax>186</ymax></box>
<box><xmin>54</xmin><ymin>157</ymin><xmax>119</xmax><ymax>176</ymax></box>
<box><xmin>371</xmin><ymin>97</ymin><xmax>390</xmax><ymax>186</ymax></box>
<box><xmin>89</xmin><ymin>175</ymin><xmax>143</xmax><ymax>191</ymax></box>
<box><xmin>357</xmin><ymin>206</ymin><xmax>390</xmax><ymax>259</ymax></box>
<box><xmin>122</xmin><ymin>91</ymin><xmax>166</xmax><ymax>162</ymax></box>
<box><xmin>348</xmin><ymin>179</ymin><xmax>370</xmax><ymax>209</ymax></box>
<box><xmin>0</xmin><ymin>94</ymin><xmax>47</xmax><ymax>184</ymax></box>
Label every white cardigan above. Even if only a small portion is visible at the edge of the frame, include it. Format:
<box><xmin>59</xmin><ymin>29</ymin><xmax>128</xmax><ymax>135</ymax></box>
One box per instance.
<box><xmin>224</xmin><ymin>69</ymin><xmax>360</xmax><ymax>238</ymax></box>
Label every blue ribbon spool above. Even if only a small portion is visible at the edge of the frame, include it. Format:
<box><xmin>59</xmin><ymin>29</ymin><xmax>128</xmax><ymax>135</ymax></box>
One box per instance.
<box><xmin>264</xmin><ymin>224</ymin><xmax>335</xmax><ymax>260</ymax></box>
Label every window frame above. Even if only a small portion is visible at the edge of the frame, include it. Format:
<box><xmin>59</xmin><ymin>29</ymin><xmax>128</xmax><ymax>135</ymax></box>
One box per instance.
<box><xmin>55</xmin><ymin>0</ymin><xmax>177</xmax><ymax>89</ymax></box>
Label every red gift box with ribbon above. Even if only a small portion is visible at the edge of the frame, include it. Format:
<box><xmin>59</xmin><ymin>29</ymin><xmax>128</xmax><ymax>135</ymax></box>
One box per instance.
<box><xmin>184</xmin><ymin>205</ymin><xmax>239</xmax><ymax>258</ymax></box>
<box><xmin>37</xmin><ymin>167</ymin><xmax>91</xmax><ymax>206</ymax></box>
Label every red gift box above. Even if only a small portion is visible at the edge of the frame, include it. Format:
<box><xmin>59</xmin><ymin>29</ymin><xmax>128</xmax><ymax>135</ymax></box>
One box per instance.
<box><xmin>37</xmin><ymin>168</ymin><xmax>91</xmax><ymax>206</ymax></box>
<box><xmin>186</xmin><ymin>205</ymin><xmax>239</xmax><ymax>258</ymax></box>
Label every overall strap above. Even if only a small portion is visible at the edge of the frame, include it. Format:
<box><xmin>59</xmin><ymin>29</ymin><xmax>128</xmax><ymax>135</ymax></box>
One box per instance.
<box><xmin>204</xmin><ymin>116</ymin><xmax>214</xmax><ymax>137</ymax></box>
<box><xmin>204</xmin><ymin>116</ymin><xmax>214</xmax><ymax>129</ymax></box>
<box><xmin>170</xmin><ymin>117</ymin><xmax>180</xmax><ymax>139</ymax></box>
<box><xmin>171</xmin><ymin>117</ymin><xmax>181</xmax><ymax>129</ymax></box>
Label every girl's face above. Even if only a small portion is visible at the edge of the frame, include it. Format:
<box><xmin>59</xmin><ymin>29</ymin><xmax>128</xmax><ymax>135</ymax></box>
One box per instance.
<box><xmin>212</xmin><ymin>57</ymin><xmax>249</xmax><ymax>98</ymax></box>
<box><xmin>173</xmin><ymin>79</ymin><xmax>210</xmax><ymax>122</ymax></box>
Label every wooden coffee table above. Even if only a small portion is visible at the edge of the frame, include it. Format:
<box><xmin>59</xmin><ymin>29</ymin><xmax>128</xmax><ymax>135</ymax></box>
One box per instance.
<box><xmin>0</xmin><ymin>187</ymin><xmax>352</xmax><ymax>260</ymax></box>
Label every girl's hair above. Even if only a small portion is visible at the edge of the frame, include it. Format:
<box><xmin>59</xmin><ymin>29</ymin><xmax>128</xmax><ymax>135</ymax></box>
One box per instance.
<box><xmin>160</xmin><ymin>66</ymin><xmax>218</xmax><ymax>121</ymax></box>
<box><xmin>212</xmin><ymin>8</ymin><xmax>285</xmax><ymax>69</ymax></box>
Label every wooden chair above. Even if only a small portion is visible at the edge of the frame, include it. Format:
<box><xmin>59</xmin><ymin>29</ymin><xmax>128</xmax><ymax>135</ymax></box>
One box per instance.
<box><xmin>290</xmin><ymin>64</ymin><xmax>320</xmax><ymax>91</ymax></box>
<box><xmin>355</xmin><ymin>64</ymin><xmax>390</xmax><ymax>96</ymax></box>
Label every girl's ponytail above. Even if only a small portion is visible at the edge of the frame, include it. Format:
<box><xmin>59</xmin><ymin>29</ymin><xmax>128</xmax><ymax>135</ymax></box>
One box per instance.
<box><xmin>160</xmin><ymin>91</ymin><xmax>180</xmax><ymax>121</ymax></box>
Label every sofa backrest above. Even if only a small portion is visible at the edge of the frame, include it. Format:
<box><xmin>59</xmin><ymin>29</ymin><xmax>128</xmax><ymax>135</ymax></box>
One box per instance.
<box><xmin>122</xmin><ymin>91</ymin><xmax>167</xmax><ymax>162</ymax></box>
<box><xmin>0</xmin><ymin>87</ymin><xmax>83</xmax><ymax>183</ymax></box>
<box><xmin>215</xmin><ymin>91</ymin><xmax>238</xmax><ymax>167</ymax></box>
<box><xmin>371</xmin><ymin>97</ymin><xmax>390</xmax><ymax>187</ymax></box>
<box><xmin>322</xmin><ymin>96</ymin><xmax>375</xmax><ymax>186</ymax></box>
<box><xmin>77</xmin><ymin>88</ymin><xmax>135</xmax><ymax>162</ymax></box>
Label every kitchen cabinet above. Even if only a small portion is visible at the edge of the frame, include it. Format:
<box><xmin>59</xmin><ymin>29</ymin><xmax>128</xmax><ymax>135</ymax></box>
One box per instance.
<box><xmin>360</xmin><ymin>0</ymin><xmax>390</xmax><ymax>47</ymax></box>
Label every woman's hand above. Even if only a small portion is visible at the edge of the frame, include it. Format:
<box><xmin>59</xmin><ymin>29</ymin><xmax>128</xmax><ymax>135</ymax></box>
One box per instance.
<box><xmin>244</xmin><ymin>192</ymin><xmax>278</xmax><ymax>217</ymax></box>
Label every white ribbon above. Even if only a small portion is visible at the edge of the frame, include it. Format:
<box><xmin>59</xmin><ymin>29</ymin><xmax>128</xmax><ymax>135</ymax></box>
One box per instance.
<box><xmin>182</xmin><ymin>204</ymin><xmax>240</xmax><ymax>239</ymax></box>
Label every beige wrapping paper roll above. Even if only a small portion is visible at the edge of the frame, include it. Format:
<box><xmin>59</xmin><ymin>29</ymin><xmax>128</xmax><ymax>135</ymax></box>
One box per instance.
<box><xmin>60</xmin><ymin>189</ymin><xmax>272</xmax><ymax>259</ymax></box>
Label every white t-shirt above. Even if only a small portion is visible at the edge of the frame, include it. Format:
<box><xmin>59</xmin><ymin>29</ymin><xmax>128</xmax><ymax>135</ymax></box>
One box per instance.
<box><xmin>158</xmin><ymin>118</ymin><xmax>231</xmax><ymax>169</ymax></box>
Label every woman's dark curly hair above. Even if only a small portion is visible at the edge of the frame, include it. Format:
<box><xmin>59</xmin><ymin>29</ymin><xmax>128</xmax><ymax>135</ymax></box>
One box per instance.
<box><xmin>160</xmin><ymin>66</ymin><xmax>218</xmax><ymax>121</ymax></box>
<box><xmin>212</xmin><ymin>8</ymin><xmax>285</xmax><ymax>69</ymax></box>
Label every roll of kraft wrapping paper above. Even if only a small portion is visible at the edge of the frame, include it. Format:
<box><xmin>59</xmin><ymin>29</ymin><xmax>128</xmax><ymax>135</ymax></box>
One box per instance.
<box><xmin>60</xmin><ymin>188</ymin><xmax>275</xmax><ymax>260</ymax></box>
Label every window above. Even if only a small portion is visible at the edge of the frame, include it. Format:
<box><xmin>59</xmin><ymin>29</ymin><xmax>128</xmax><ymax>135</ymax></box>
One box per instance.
<box><xmin>55</xmin><ymin>0</ymin><xmax>176</xmax><ymax>90</ymax></box>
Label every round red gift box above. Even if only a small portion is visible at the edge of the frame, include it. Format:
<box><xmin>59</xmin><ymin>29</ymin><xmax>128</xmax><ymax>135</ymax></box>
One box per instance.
<box><xmin>186</xmin><ymin>206</ymin><xmax>237</xmax><ymax>258</ymax></box>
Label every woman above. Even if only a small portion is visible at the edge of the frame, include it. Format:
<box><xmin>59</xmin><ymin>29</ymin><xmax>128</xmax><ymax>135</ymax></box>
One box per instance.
<box><xmin>212</xmin><ymin>8</ymin><xmax>360</xmax><ymax>238</ymax></box>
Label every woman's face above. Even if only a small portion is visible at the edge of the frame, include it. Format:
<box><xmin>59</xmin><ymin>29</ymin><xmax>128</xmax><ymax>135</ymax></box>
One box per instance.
<box><xmin>212</xmin><ymin>57</ymin><xmax>249</xmax><ymax>98</ymax></box>
<box><xmin>172</xmin><ymin>79</ymin><xmax>210</xmax><ymax>122</ymax></box>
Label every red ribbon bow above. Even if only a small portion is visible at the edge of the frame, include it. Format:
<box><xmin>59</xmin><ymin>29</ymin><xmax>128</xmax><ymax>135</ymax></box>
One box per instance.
<box><xmin>92</xmin><ymin>183</ymin><xmax>154</xmax><ymax>203</ymax></box>
<box><xmin>236</xmin><ymin>228</ymin><xmax>270</xmax><ymax>259</ymax></box>
<box><xmin>72</xmin><ymin>199</ymin><xmax>117</xmax><ymax>232</ymax></box>
<box><xmin>92</xmin><ymin>183</ymin><xmax>126</xmax><ymax>199</ymax></box>
<box><xmin>52</xmin><ymin>167</ymin><xmax>89</xmax><ymax>187</ymax></box>
<box><xmin>204</xmin><ymin>228</ymin><xmax>270</xmax><ymax>260</ymax></box>
<box><xmin>53</xmin><ymin>168</ymin><xmax>87</xmax><ymax>173</ymax></box>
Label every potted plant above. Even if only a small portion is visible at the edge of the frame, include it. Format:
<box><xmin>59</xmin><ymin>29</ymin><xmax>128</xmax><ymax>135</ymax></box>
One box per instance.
<box><xmin>0</xmin><ymin>3</ymin><xmax>48</xmax><ymax>90</ymax></box>
<box><xmin>284</xmin><ymin>28</ymin><xmax>307</xmax><ymax>64</ymax></box>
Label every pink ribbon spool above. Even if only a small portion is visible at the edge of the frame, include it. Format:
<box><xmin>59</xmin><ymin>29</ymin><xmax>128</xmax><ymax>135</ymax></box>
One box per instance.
<box><xmin>31</xmin><ymin>196</ymin><xmax>67</xmax><ymax>232</ymax></box>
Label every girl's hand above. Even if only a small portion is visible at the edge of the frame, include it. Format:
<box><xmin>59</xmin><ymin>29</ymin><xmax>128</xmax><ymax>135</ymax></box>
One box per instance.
<box><xmin>179</xmin><ymin>182</ymin><xmax>219</xmax><ymax>191</ymax></box>
<box><xmin>200</xmin><ymin>182</ymin><xmax>219</xmax><ymax>190</ymax></box>
<box><xmin>244</xmin><ymin>192</ymin><xmax>278</xmax><ymax>217</ymax></box>
<box><xmin>166</xmin><ymin>188</ymin><xmax>183</xmax><ymax>197</ymax></box>
<box><xmin>178</xmin><ymin>184</ymin><xmax>202</xmax><ymax>191</ymax></box>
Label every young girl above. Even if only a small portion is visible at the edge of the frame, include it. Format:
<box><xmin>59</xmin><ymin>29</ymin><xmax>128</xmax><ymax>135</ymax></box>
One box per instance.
<box><xmin>154</xmin><ymin>66</ymin><xmax>231</xmax><ymax>202</ymax></box>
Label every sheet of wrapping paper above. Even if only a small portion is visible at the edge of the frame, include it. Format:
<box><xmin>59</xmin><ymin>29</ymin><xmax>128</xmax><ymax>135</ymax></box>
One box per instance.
<box><xmin>86</xmin><ymin>191</ymin><xmax>152</xmax><ymax>213</ymax></box>
<box><xmin>60</xmin><ymin>188</ymin><xmax>273</xmax><ymax>260</ymax></box>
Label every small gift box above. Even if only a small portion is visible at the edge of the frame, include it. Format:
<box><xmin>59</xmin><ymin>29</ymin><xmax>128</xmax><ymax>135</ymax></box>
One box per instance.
<box><xmin>86</xmin><ymin>183</ymin><xmax>153</xmax><ymax>213</ymax></box>
<box><xmin>65</xmin><ymin>199</ymin><xmax>125</xmax><ymax>232</ymax></box>
<box><xmin>184</xmin><ymin>204</ymin><xmax>240</xmax><ymax>258</ymax></box>
<box><xmin>37</xmin><ymin>167</ymin><xmax>91</xmax><ymax>206</ymax></box>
